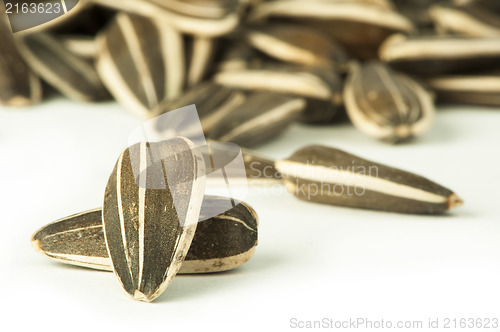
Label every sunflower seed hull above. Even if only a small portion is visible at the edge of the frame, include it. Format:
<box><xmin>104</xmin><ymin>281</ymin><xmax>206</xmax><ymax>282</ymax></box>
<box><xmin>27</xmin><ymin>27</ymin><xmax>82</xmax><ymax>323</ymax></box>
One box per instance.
<box><xmin>344</xmin><ymin>61</ymin><xmax>435</xmax><ymax>143</ymax></box>
<box><xmin>0</xmin><ymin>13</ymin><xmax>41</xmax><ymax>107</ymax></box>
<box><xmin>242</xmin><ymin>148</ymin><xmax>282</xmax><ymax>182</ymax></box>
<box><xmin>275</xmin><ymin>145</ymin><xmax>463</xmax><ymax>214</ymax></box>
<box><xmin>17</xmin><ymin>32</ymin><xmax>108</xmax><ymax>102</ymax></box>
<box><xmin>103</xmin><ymin>138</ymin><xmax>206</xmax><ymax>302</ymax></box>
<box><xmin>208</xmin><ymin>92</ymin><xmax>305</xmax><ymax>147</ymax></box>
<box><xmin>31</xmin><ymin>196</ymin><xmax>258</xmax><ymax>273</ymax></box>
<box><xmin>96</xmin><ymin>13</ymin><xmax>184</xmax><ymax>117</ymax></box>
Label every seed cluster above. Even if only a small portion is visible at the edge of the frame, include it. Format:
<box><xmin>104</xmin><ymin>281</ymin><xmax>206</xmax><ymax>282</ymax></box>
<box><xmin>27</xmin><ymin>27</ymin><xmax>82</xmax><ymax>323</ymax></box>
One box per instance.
<box><xmin>17</xmin><ymin>0</ymin><xmax>482</xmax><ymax>302</ymax></box>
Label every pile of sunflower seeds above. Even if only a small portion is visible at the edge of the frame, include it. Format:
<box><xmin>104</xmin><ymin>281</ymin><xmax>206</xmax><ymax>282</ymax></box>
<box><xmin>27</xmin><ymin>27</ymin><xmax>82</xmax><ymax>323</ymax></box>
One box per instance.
<box><xmin>2</xmin><ymin>0</ymin><xmax>499</xmax><ymax>144</ymax></box>
<box><xmin>4</xmin><ymin>0</ymin><xmax>485</xmax><ymax>301</ymax></box>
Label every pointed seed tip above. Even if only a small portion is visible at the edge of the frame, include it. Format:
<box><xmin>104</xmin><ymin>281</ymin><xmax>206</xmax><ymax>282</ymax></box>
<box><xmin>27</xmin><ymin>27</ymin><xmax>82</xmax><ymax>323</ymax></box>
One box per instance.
<box><xmin>448</xmin><ymin>193</ymin><xmax>464</xmax><ymax>209</ymax></box>
<box><xmin>31</xmin><ymin>239</ymin><xmax>42</xmax><ymax>253</ymax></box>
<box><xmin>133</xmin><ymin>290</ymin><xmax>153</xmax><ymax>303</ymax></box>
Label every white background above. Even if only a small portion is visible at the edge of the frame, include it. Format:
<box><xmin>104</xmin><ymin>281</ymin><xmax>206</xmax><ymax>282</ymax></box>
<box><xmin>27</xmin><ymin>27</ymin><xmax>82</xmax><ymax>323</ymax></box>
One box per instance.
<box><xmin>1</xmin><ymin>99</ymin><xmax>500</xmax><ymax>331</ymax></box>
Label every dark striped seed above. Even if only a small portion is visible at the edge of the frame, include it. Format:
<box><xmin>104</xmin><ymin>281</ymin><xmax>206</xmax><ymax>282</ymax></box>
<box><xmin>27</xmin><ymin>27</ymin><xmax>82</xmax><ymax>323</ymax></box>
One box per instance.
<box><xmin>102</xmin><ymin>138</ymin><xmax>206</xmax><ymax>302</ymax></box>
<box><xmin>275</xmin><ymin>145</ymin><xmax>463</xmax><ymax>214</ymax></box>
<box><xmin>31</xmin><ymin>196</ymin><xmax>258</xmax><ymax>274</ymax></box>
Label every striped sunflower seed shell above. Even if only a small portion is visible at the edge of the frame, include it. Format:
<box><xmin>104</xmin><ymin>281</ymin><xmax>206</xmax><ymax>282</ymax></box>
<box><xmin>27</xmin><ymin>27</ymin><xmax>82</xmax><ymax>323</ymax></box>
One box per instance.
<box><xmin>153</xmin><ymin>82</ymin><xmax>245</xmax><ymax>134</ymax></box>
<box><xmin>31</xmin><ymin>196</ymin><xmax>258</xmax><ymax>274</ymax></box>
<box><xmin>379</xmin><ymin>34</ymin><xmax>500</xmax><ymax>75</ymax></box>
<box><xmin>242</xmin><ymin>148</ymin><xmax>282</xmax><ymax>183</ymax></box>
<box><xmin>17</xmin><ymin>32</ymin><xmax>109</xmax><ymax>102</ymax></box>
<box><xmin>424</xmin><ymin>73</ymin><xmax>500</xmax><ymax>107</ymax></box>
<box><xmin>214</xmin><ymin>64</ymin><xmax>341</xmax><ymax>102</ymax></box>
<box><xmin>275</xmin><ymin>145</ymin><xmax>463</xmax><ymax>214</ymax></box>
<box><xmin>246</xmin><ymin>23</ymin><xmax>349</xmax><ymax>70</ymax></box>
<box><xmin>0</xmin><ymin>11</ymin><xmax>41</xmax><ymax>106</ymax></box>
<box><xmin>208</xmin><ymin>92</ymin><xmax>306</xmax><ymax>147</ymax></box>
<box><xmin>429</xmin><ymin>2</ymin><xmax>500</xmax><ymax>37</ymax></box>
<box><xmin>344</xmin><ymin>61</ymin><xmax>435</xmax><ymax>143</ymax></box>
<box><xmin>96</xmin><ymin>12</ymin><xmax>184</xmax><ymax>117</ymax></box>
<box><xmin>103</xmin><ymin>138</ymin><xmax>206</xmax><ymax>302</ymax></box>
<box><xmin>91</xmin><ymin>0</ymin><xmax>239</xmax><ymax>37</ymax></box>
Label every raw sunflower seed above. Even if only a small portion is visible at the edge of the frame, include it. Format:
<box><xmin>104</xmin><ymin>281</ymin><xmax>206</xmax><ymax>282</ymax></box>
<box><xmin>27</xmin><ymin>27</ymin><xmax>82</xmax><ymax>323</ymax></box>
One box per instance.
<box><xmin>91</xmin><ymin>0</ymin><xmax>239</xmax><ymax>37</ymax></box>
<box><xmin>103</xmin><ymin>138</ymin><xmax>206</xmax><ymax>302</ymax></box>
<box><xmin>214</xmin><ymin>64</ymin><xmax>341</xmax><ymax>101</ymax></box>
<box><xmin>392</xmin><ymin>0</ymin><xmax>435</xmax><ymax>29</ymax></box>
<box><xmin>59</xmin><ymin>35</ymin><xmax>98</xmax><ymax>59</ymax></box>
<box><xmin>31</xmin><ymin>196</ymin><xmax>258</xmax><ymax>273</ymax></box>
<box><xmin>242</xmin><ymin>148</ymin><xmax>282</xmax><ymax>183</ymax></box>
<box><xmin>249</xmin><ymin>0</ymin><xmax>414</xmax><ymax>59</ymax></box>
<box><xmin>379</xmin><ymin>34</ymin><xmax>500</xmax><ymax>75</ymax></box>
<box><xmin>429</xmin><ymin>2</ymin><xmax>500</xmax><ymax>37</ymax></box>
<box><xmin>344</xmin><ymin>61</ymin><xmax>435</xmax><ymax>143</ymax></box>
<box><xmin>153</xmin><ymin>82</ymin><xmax>245</xmax><ymax>134</ymax></box>
<box><xmin>0</xmin><ymin>12</ymin><xmax>41</xmax><ymax>107</ymax></box>
<box><xmin>186</xmin><ymin>37</ymin><xmax>216</xmax><ymax>87</ymax></box>
<box><xmin>275</xmin><ymin>145</ymin><xmax>464</xmax><ymax>214</ymax></box>
<box><xmin>208</xmin><ymin>92</ymin><xmax>306</xmax><ymax>147</ymax></box>
<box><xmin>16</xmin><ymin>32</ymin><xmax>109</xmax><ymax>102</ymax></box>
<box><xmin>96</xmin><ymin>12</ymin><xmax>184</xmax><ymax>117</ymax></box>
<box><xmin>424</xmin><ymin>72</ymin><xmax>500</xmax><ymax>107</ymax></box>
<box><xmin>145</xmin><ymin>0</ymin><xmax>240</xmax><ymax>19</ymax></box>
<box><xmin>246</xmin><ymin>23</ymin><xmax>349</xmax><ymax>71</ymax></box>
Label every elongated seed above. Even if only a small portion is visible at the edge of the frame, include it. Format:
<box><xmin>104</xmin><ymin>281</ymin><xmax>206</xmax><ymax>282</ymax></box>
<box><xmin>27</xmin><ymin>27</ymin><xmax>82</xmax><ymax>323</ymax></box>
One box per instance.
<box><xmin>344</xmin><ymin>61</ymin><xmax>435</xmax><ymax>143</ymax></box>
<box><xmin>153</xmin><ymin>82</ymin><xmax>245</xmax><ymax>135</ymax></box>
<box><xmin>246</xmin><ymin>23</ymin><xmax>348</xmax><ymax>70</ymax></box>
<box><xmin>17</xmin><ymin>32</ymin><xmax>109</xmax><ymax>102</ymax></box>
<box><xmin>31</xmin><ymin>196</ymin><xmax>258</xmax><ymax>274</ymax></box>
<box><xmin>96</xmin><ymin>13</ymin><xmax>184</xmax><ymax>117</ymax></box>
<box><xmin>214</xmin><ymin>65</ymin><xmax>341</xmax><ymax>101</ymax></box>
<box><xmin>187</xmin><ymin>37</ymin><xmax>216</xmax><ymax>87</ymax></box>
<box><xmin>91</xmin><ymin>0</ymin><xmax>240</xmax><ymax>37</ymax></box>
<box><xmin>429</xmin><ymin>2</ymin><xmax>500</xmax><ymax>37</ymax></box>
<box><xmin>379</xmin><ymin>34</ymin><xmax>500</xmax><ymax>75</ymax></box>
<box><xmin>275</xmin><ymin>145</ymin><xmax>463</xmax><ymax>214</ymax></box>
<box><xmin>0</xmin><ymin>12</ymin><xmax>41</xmax><ymax>107</ymax></box>
<box><xmin>103</xmin><ymin>138</ymin><xmax>206</xmax><ymax>302</ymax></box>
<box><xmin>208</xmin><ymin>92</ymin><xmax>306</xmax><ymax>147</ymax></box>
<box><xmin>241</xmin><ymin>148</ymin><xmax>282</xmax><ymax>183</ymax></box>
<box><xmin>424</xmin><ymin>73</ymin><xmax>500</xmax><ymax>107</ymax></box>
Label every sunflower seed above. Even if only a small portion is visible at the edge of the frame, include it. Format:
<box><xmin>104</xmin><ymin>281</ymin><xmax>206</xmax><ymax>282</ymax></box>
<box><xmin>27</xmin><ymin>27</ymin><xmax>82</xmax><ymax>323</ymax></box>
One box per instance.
<box><xmin>249</xmin><ymin>0</ymin><xmax>414</xmax><ymax>59</ymax></box>
<box><xmin>16</xmin><ymin>32</ymin><xmax>108</xmax><ymax>102</ymax></box>
<box><xmin>31</xmin><ymin>196</ymin><xmax>258</xmax><ymax>273</ymax></box>
<box><xmin>145</xmin><ymin>0</ymin><xmax>240</xmax><ymax>19</ymax></box>
<box><xmin>242</xmin><ymin>148</ymin><xmax>282</xmax><ymax>183</ymax></box>
<box><xmin>424</xmin><ymin>73</ymin><xmax>500</xmax><ymax>107</ymax></box>
<box><xmin>153</xmin><ymin>82</ymin><xmax>245</xmax><ymax>134</ymax></box>
<box><xmin>246</xmin><ymin>23</ymin><xmax>348</xmax><ymax>70</ymax></box>
<box><xmin>275</xmin><ymin>145</ymin><xmax>464</xmax><ymax>214</ymax></box>
<box><xmin>186</xmin><ymin>37</ymin><xmax>216</xmax><ymax>87</ymax></box>
<box><xmin>91</xmin><ymin>0</ymin><xmax>239</xmax><ymax>37</ymax></box>
<box><xmin>392</xmin><ymin>0</ymin><xmax>435</xmax><ymax>29</ymax></box>
<box><xmin>96</xmin><ymin>13</ymin><xmax>184</xmax><ymax>117</ymax></box>
<box><xmin>379</xmin><ymin>34</ymin><xmax>500</xmax><ymax>75</ymax></box>
<box><xmin>59</xmin><ymin>35</ymin><xmax>98</xmax><ymax>59</ymax></box>
<box><xmin>214</xmin><ymin>64</ymin><xmax>341</xmax><ymax>101</ymax></box>
<box><xmin>429</xmin><ymin>2</ymin><xmax>500</xmax><ymax>37</ymax></box>
<box><xmin>0</xmin><ymin>12</ymin><xmax>41</xmax><ymax>107</ymax></box>
<box><xmin>215</xmin><ymin>40</ymin><xmax>258</xmax><ymax>72</ymax></box>
<box><xmin>344</xmin><ymin>61</ymin><xmax>435</xmax><ymax>143</ymax></box>
<box><xmin>299</xmin><ymin>98</ymin><xmax>343</xmax><ymax>124</ymax></box>
<box><xmin>208</xmin><ymin>92</ymin><xmax>305</xmax><ymax>147</ymax></box>
<box><xmin>102</xmin><ymin>138</ymin><xmax>206</xmax><ymax>302</ymax></box>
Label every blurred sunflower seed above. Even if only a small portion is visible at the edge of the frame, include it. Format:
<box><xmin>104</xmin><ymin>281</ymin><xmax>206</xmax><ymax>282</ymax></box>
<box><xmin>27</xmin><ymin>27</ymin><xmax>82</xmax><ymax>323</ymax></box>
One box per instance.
<box><xmin>430</xmin><ymin>2</ymin><xmax>500</xmax><ymax>37</ymax></box>
<box><xmin>344</xmin><ymin>61</ymin><xmax>435</xmax><ymax>143</ymax></box>
<box><xmin>0</xmin><ymin>11</ymin><xmax>41</xmax><ymax>106</ymax></box>
<box><xmin>379</xmin><ymin>34</ymin><xmax>500</xmax><ymax>75</ymax></box>
<box><xmin>96</xmin><ymin>13</ymin><xmax>184</xmax><ymax>117</ymax></box>
<box><xmin>208</xmin><ymin>92</ymin><xmax>306</xmax><ymax>147</ymax></box>
<box><xmin>17</xmin><ymin>32</ymin><xmax>109</xmax><ymax>102</ymax></box>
